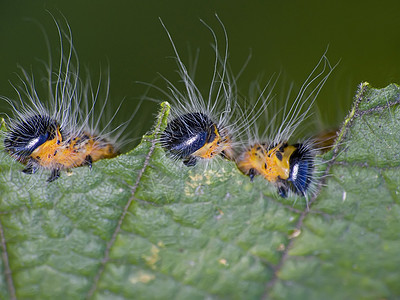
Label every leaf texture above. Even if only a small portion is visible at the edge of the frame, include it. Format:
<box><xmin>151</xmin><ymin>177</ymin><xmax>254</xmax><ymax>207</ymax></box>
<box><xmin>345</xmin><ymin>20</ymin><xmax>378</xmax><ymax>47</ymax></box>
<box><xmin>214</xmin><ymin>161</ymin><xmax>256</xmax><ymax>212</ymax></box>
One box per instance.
<box><xmin>0</xmin><ymin>84</ymin><xmax>399</xmax><ymax>299</ymax></box>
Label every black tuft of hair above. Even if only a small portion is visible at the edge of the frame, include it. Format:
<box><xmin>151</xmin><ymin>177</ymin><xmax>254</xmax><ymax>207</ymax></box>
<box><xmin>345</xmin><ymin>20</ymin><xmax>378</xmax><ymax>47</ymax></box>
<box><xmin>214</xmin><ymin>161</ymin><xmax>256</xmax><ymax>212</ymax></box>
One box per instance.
<box><xmin>4</xmin><ymin>115</ymin><xmax>59</xmax><ymax>160</ymax></box>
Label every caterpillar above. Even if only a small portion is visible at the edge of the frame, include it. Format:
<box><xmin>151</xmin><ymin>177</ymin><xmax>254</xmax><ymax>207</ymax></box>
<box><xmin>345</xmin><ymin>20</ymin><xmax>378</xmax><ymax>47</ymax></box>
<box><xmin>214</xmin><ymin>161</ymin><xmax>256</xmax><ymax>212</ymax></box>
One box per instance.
<box><xmin>150</xmin><ymin>17</ymin><xmax>275</xmax><ymax>167</ymax></box>
<box><xmin>1</xmin><ymin>15</ymin><xmax>133</xmax><ymax>182</ymax></box>
<box><xmin>236</xmin><ymin>52</ymin><xmax>336</xmax><ymax>199</ymax></box>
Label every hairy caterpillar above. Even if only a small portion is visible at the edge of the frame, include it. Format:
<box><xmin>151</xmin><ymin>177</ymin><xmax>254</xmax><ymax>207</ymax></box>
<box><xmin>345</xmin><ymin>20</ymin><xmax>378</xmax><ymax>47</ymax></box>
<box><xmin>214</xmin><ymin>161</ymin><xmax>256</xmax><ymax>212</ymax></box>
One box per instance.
<box><xmin>1</xmin><ymin>15</ymin><xmax>134</xmax><ymax>182</ymax></box>
<box><xmin>149</xmin><ymin>17</ymin><xmax>274</xmax><ymax>167</ymax></box>
<box><xmin>236</xmin><ymin>52</ymin><xmax>336</xmax><ymax>199</ymax></box>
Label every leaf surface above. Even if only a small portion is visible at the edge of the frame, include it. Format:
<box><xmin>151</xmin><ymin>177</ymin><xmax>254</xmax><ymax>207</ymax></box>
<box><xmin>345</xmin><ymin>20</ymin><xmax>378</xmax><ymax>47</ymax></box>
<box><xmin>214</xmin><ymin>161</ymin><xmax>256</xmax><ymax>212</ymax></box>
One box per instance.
<box><xmin>0</xmin><ymin>84</ymin><xmax>399</xmax><ymax>299</ymax></box>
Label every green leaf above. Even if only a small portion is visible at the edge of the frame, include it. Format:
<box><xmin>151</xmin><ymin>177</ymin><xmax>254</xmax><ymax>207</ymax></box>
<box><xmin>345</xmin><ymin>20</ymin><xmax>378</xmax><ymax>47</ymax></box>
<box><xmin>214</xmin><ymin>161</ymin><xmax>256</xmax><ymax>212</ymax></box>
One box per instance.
<box><xmin>0</xmin><ymin>83</ymin><xmax>400</xmax><ymax>299</ymax></box>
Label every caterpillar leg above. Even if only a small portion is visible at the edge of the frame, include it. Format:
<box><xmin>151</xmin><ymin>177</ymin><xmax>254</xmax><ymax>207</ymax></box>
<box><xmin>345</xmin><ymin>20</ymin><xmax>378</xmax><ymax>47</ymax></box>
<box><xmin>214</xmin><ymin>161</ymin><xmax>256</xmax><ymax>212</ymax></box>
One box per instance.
<box><xmin>22</xmin><ymin>160</ymin><xmax>39</xmax><ymax>175</ymax></box>
<box><xmin>248</xmin><ymin>168</ymin><xmax>257</xmax><ymax>182</ymax></box>
<box><xmin>84</xmin><ymin>155</ymin><xmax>93</xmax><ymax>170</ymax></box>
<box><xmin>47</xmin><ymin>169</ymin><xmax>61</xmax><ymax>182</ymax></box>
<box><xmin>183</xmin><ymin>156</ymin><xmax>197</xmax><ymax>167</ymax></box>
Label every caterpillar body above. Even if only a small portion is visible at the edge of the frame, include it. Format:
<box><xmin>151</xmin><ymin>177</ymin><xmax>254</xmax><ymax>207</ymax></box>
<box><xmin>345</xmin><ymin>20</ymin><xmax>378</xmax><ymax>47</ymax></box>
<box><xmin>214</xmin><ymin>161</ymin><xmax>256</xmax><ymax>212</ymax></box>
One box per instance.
<box><xmin>237</xmin><ymin>141</ymin><xmax>316</xmax><ymax>197</ymax></box>
<box><xmin>236</xmin><ymin>52</ymin><xmax>336</xmax><ymax>199</ymax></box>
<box><xmin>2</xmin><ymin>16</ymin><xmax>130</xmax><ymax>182</ymax></box>
<box><xmin>154</xmin><ymin>17</ymin><xmax>273</xmax><ymax>167</ymax></box>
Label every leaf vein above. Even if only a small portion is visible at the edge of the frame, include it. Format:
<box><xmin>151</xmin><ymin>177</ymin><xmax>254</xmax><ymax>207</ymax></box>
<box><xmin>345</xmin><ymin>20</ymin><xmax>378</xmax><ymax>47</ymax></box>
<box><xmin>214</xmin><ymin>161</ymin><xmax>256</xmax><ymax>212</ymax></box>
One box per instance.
<box><xmin>86</xmin><ymin>104</ymin><xmax>169</xmax><ymax>299</ymax></box>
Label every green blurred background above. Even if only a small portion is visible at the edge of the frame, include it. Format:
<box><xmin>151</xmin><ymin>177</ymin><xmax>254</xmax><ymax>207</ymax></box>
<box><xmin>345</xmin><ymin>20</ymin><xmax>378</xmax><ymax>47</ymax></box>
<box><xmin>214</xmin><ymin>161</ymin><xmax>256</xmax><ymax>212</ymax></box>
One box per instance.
<box><xmin>1</xmin><ymin>0</ymin><xmax>399</xmax><ymax>148</ymax></box>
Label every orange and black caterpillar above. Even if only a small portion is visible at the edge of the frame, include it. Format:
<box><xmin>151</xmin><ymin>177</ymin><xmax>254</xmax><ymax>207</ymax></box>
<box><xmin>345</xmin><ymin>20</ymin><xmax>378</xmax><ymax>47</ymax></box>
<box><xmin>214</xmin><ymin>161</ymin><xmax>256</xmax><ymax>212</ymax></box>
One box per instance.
<box><xmin>161</xmin><ymin>112</ymin><xmax>233</xmax><ymax>166</ymax></box>
<box><xmin>2</xmin><ymin>16</ymin><xmax>130</xmax><ymax>182</ymax></box>
<box><xmin>155</xmin><ymin>17</ymin><xmax>270</xmax><ymax>167</ymax></box>
<box><xmin>4</xmin><ymin>114</ymin><xmax>118</xmax><ymax>181</ymax></box>
<box><xmin>236</xmin><ymin>52</ymin><xmax>336</xmax><ymax>199</ymax></box>
<box><xmin>237</xmin><ymin>142</ymin><xmax>315</xmax><ymax>197</ymax></box>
